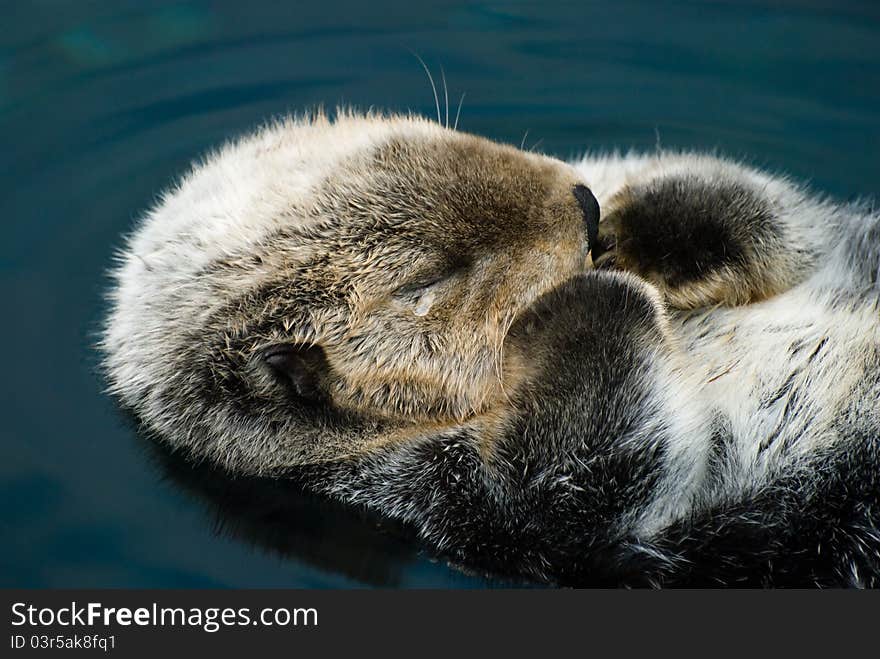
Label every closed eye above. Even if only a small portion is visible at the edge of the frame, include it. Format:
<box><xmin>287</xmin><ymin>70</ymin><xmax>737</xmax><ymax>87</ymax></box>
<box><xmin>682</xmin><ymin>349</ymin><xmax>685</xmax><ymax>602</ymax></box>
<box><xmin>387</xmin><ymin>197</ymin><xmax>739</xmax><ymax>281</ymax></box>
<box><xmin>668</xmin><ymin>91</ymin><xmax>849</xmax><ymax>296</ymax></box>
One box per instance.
<box><xmin>393</xmin><ymin>276</ymin><xmax>447</xmax><ymax>300</ymax></box>
<box><xmin>393</xmin><ymin>253</ymin><xmax>473</xmax><ymax>300</ymax></box>
<box><xmin>389</xmin><ymin>252</ymin><xmax>473</xmax><ymax>317</ymax></box>
<box><xmin>392</xmin><ymin>277</ymin><xmax>445</xmax><ymax>317</ymax></box>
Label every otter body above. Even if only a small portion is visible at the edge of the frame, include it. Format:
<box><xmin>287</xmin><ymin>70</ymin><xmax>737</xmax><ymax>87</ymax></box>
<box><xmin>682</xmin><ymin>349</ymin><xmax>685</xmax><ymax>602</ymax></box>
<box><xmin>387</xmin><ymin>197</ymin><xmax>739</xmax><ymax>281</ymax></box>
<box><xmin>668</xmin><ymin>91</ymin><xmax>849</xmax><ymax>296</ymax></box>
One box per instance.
<box><xmin>103</xmin><ymin>113</ymin><xmax>880</xmax><ymax>586</ymax></box>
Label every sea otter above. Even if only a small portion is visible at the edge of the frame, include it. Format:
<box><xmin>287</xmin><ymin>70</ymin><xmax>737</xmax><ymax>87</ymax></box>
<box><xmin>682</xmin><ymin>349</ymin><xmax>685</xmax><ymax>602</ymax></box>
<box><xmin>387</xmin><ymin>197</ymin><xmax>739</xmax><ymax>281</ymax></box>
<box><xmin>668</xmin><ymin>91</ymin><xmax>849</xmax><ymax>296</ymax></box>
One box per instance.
<box><xmin>102</xmin><ymin>111</ymin><xmax>880</xmax><ymax>587</ymax></box>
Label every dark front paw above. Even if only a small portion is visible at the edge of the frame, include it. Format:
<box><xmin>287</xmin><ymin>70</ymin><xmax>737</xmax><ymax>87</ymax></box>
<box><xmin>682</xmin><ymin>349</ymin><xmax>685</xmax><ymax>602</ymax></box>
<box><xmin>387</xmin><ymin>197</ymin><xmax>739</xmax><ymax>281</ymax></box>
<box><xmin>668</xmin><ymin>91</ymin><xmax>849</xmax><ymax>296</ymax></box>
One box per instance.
<box><xmin>594</xmin><ymin>174</ymin><xmax>783</xmax><ymax>308</ymax></box>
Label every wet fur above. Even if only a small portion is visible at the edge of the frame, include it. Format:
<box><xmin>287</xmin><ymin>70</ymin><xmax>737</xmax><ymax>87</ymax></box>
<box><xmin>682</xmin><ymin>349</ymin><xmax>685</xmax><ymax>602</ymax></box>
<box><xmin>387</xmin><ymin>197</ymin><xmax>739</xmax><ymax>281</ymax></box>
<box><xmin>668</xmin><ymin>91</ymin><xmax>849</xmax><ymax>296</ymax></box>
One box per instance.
<box><xmin>102</xmin><ymin>112</ymin><xmax>880</xmax><ymax>587</ymax></box>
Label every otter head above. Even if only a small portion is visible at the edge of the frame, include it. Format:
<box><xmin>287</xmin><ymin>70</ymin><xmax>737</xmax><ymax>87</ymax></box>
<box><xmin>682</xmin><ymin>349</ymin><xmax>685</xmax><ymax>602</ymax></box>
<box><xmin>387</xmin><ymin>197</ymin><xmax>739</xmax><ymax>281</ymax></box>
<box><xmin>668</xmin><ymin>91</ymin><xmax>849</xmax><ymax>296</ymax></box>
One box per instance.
<box><xmin>103</xmin><ymin>112</ymin><xmax>600</xmax><ymax>470</ymax></box>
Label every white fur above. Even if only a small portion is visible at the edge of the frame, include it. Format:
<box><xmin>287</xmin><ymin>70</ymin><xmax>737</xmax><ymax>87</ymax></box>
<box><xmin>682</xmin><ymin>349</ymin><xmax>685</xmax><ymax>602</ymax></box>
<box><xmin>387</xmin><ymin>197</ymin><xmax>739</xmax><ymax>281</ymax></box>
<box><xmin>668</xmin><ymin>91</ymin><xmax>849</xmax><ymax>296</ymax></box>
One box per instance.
<box><xmin>573</xmin><ymin>152</ymin><xmax>879</xmax><ymax>506</ymax></box>
<box><xmin>104</xmin><ymin>112</ymin><xmax>451</xmax><ymax>430</ymax></box>
<box><xmin>104</xmin><ymin>113</ymin><xmax>880</xmax><ymax>554</ymax></box>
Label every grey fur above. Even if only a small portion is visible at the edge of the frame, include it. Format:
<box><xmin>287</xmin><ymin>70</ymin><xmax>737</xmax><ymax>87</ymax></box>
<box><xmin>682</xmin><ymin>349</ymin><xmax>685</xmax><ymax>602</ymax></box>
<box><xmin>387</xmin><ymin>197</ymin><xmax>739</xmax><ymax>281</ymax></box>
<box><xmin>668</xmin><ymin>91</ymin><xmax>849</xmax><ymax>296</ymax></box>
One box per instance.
<box><xmin>102</xmin><ymin>113</ymin><xmax>880</xmax><ymax>586</ymax></box>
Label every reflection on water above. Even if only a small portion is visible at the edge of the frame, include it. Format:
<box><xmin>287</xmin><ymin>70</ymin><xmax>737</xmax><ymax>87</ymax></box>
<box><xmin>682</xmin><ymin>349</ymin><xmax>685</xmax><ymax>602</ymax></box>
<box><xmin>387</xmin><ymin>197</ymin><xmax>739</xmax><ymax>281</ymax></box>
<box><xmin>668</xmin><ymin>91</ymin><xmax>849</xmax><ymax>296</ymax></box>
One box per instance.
<box><xmin>143</xmin><ymin>434</ymin><xmax>423</xmax><ymax>588</ymax></box>
<box><xmin>1</xmin><ymin>0</ymin><xmax>878</xmax><ymax>587</ymax></box>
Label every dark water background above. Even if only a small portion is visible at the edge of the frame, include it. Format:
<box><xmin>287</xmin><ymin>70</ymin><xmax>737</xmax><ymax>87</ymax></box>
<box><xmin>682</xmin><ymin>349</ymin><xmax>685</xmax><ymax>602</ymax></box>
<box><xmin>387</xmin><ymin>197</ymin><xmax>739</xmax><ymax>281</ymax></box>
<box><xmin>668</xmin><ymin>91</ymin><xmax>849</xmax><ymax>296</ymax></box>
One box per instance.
<box><xmin>1</xmin><ymin>0</ymin><xmax>878</xmax><ymax>587</ymax></box>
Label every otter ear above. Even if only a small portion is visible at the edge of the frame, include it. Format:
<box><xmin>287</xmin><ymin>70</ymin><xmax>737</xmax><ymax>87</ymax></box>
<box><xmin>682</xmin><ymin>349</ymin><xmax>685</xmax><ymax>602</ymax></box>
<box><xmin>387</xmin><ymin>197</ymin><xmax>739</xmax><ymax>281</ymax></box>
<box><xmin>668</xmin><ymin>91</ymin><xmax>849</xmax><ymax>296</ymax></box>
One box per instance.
<box><xmin>262</xmin><ymin>343</ymin><xmax>329</xmax><ymax>403</ymax></box>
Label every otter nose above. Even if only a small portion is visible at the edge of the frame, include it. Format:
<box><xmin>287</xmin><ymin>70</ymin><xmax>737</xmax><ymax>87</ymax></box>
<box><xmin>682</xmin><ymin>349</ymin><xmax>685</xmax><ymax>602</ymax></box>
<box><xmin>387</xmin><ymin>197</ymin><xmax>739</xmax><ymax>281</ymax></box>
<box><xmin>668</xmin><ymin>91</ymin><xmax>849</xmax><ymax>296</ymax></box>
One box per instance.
<box><xmin>572</xmin><ymin>184</ymin><xmax>601</xmax><ymax>256</ymax></box>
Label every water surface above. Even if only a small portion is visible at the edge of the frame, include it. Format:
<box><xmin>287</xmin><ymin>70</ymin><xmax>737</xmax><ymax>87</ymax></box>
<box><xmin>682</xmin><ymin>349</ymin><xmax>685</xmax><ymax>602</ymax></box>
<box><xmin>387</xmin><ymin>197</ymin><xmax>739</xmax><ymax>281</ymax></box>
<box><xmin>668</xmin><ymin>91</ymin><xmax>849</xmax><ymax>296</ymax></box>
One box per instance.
<box><xmin>1</xmin><ymin>0</ymin><xmax>878</xmax><ymax>587</ymax></box>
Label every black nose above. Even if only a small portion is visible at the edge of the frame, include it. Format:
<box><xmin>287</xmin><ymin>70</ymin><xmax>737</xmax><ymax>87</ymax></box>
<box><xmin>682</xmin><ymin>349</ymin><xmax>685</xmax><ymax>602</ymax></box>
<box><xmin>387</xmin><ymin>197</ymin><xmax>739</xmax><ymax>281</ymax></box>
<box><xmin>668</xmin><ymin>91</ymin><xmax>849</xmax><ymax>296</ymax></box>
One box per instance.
<box><xmin>572</xmin><ymin>184</ymin><xmax>600</xmax><ymax>255</ymax></box>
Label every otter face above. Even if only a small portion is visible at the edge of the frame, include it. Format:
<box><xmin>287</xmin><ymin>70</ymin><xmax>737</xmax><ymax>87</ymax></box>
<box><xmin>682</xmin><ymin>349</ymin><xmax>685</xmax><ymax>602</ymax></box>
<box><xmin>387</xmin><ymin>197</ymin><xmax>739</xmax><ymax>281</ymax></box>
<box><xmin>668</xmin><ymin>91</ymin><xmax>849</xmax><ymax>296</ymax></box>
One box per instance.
<box><xmin>104</xmin><ymin>113</ymin><xmax>600</xmax><ymax>465</ymax></box>
<box><xmin>226</xmin><ymin>123</ymin><xmax>598</xmax><ymax>422</ymax></box>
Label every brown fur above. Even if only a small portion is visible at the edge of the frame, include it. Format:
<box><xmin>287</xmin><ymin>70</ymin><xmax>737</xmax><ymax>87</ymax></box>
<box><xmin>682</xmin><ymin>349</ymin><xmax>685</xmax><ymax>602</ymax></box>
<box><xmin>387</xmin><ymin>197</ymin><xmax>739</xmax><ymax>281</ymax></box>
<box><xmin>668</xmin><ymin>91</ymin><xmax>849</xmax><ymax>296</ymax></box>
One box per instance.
<box><xmin>596</xmin><ymin>177</ymin><xmax>800</xmax><ymax>309</ymax></box>
<box><xmin>163</xmin><ymin>128</ymin><xmax>593</xmax><ymax>464</ymax></box>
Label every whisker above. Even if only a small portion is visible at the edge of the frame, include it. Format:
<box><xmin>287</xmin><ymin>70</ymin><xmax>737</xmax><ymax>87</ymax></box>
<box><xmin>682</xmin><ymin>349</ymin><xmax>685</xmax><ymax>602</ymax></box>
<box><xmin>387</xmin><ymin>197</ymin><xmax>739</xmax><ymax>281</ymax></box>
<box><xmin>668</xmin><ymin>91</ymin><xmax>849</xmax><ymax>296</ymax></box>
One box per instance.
<box><xmin>453</xmin><ymin>92</ymin><xmax>466</xmax><ymax>130</ymax></box>
<box><xmin>440</xmin><ymin>66</ymin><xmax>449</xmax><ymax>129</ymax></box>
<box><xmin>520</xmin><ymin>129</ymin><xmax>530</xmax><ymax>150</ymax></box>
<box><xmin>494</xmin><ymin>310</ymin><xmax>517</xmax><ymax>408</ymax></box>
<box><xmin>409</xmin><ymin>50</ymin><xmax>441</xmax><ymax>124</ymax></box>
<box><xmin>486</xmin><ymin>310</ymin><xmax>502</xmax><ymax>384</ymax></box>
<box><xmin>529</xmin><ymin>138</ymin><xmax>544</xmax><ymax>153</ymax></box>
<box><xmin>489</xmin><ymin>308</ymin><xmax>513</xmax><ymax>387</ymax></box>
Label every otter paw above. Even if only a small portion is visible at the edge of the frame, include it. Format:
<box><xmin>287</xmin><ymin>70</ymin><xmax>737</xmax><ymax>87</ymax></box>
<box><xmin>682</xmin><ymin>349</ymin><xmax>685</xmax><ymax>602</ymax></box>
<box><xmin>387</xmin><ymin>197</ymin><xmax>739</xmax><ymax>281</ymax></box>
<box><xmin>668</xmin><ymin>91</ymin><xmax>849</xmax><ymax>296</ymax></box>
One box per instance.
<box><xmin>593</xmin><ymin>174</ymin><xmax>784</xmax><ymax>309</ymax></box>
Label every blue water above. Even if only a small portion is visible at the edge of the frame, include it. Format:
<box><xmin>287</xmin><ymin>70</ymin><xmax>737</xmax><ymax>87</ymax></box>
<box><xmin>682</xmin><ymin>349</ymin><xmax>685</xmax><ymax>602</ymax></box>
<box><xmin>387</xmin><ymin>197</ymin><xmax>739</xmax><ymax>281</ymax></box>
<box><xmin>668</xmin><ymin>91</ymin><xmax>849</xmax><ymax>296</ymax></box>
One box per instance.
<box><xmin>1</xmin><ymin>0</ymin><xmax>878</xmax><ymax>588</ymax></box>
